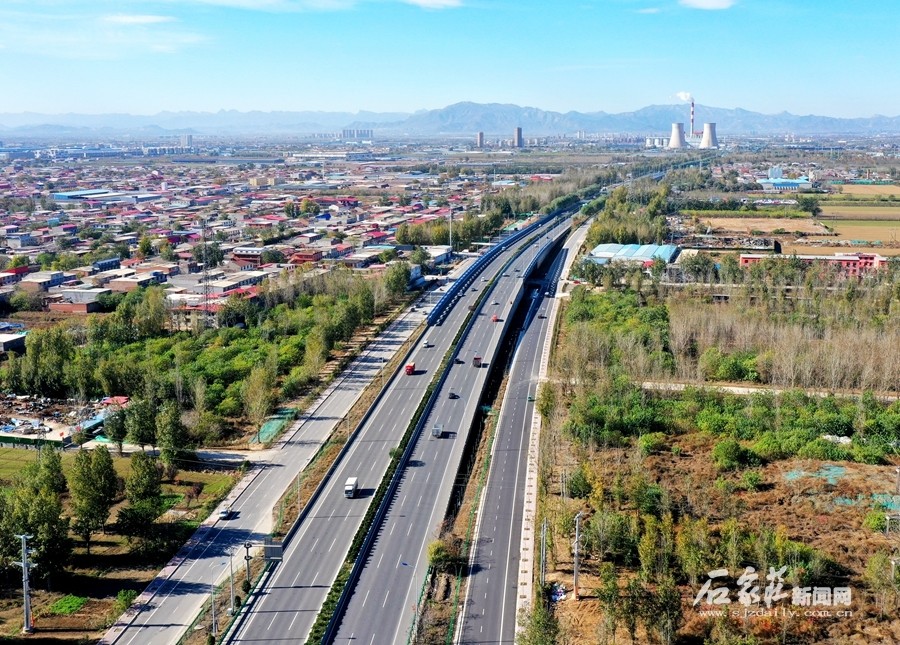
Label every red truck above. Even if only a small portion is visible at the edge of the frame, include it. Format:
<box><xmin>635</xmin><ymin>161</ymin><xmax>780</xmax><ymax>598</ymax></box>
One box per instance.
<box><xmin>405</xmin><ymin>362</ymin><xmax>415</xmax><ymax>375</ymax></box>
<box><xmin>491</xmin><ymin>314</ymin><xmax>499</xmax><ymax>323</ymax></box>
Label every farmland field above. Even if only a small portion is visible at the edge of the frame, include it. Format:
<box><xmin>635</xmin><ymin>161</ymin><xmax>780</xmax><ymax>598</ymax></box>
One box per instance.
<box><xmin>809</xmin><ymin>218</ymin><xmax>900</xmax><ymax>243</ymax></box>
<box><xmin>820</xmin><ymin>205</ymin><xmax>900</xmax><ymax>220</ymax></box>
<box><xmin>834</xmin><ymin>183</ymin><xmax>900</xmax><ymax>196</ymax></box>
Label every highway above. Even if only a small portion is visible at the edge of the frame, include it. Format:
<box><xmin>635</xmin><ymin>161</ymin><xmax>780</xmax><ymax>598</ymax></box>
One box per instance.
<box><xmin>226</xmin><ymin>226</ymin><xmax>560</xmax><ymax>644</ymax></box>
<box><xmin>456</xmin><ymin>221</ymin><xmax>591</xmax><ymax>644</ymax></box>
<box><xmin>102</xmin><ymin>304</ymin><xmax>430</xmax><ymax>645</ymax></box>
<box><xmin>331</xmin><ymin>219</ymin><xmax>571</xmax><ymax>645</ymax></box>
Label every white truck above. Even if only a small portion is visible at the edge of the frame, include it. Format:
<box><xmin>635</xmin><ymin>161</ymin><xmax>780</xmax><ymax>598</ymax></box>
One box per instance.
<box><xmin>432</xmin><ymin>423</ymin><xmax>444</xmax><ymax>438</ymax></box>
<box><xmin>344</xmin><ymin>477</ymin><xmax>359</xmax><ymax>498</ymax></box>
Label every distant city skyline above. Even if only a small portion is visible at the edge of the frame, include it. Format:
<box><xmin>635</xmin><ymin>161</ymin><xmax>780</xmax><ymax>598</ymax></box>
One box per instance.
<box><xmin>1</xmin><ymin>1</ymin><xmax>898</xmax><ymax>119</ymax></box>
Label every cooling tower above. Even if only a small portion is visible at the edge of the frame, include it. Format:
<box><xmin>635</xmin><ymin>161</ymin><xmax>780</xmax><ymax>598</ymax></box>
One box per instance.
<box><xmin>699</xmin><ymin>123</ymin><xmax>719</xmax><ymax>149</ymax></box>
<box><xmin>668</xmin><ymin>123</ymin><xmax>686</xmax><ymax>149</ymax></box>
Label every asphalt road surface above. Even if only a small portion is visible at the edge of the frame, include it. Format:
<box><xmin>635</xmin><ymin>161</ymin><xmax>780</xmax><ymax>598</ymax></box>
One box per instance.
<box><xmin>455</xmin><ymin>222</ymin><xmax>589</xmax><ymax>644</ymax></box>
<box><xmin>331</xmin><ymin>221</ymin><xmax>570</xmax><ymax>644</ymax></box>
<box><xmin>227</xmin><ymin>237</ymin><xmax>546</xmax><ymax>644</ymax></box>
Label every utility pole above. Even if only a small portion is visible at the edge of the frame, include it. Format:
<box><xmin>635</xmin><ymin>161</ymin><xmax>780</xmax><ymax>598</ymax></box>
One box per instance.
<box><xmin>14</xmin><ymin>534</ymin><xmax>33</xmax><ymax>634</ymax></box>
<box><xmin>210</xmin><ymin>582</ymin><xmax>218</xmax><ymax>637</ymax></box>
<box><xmin>201</xmin><ymin>217</ymin><xmax>212</xmax><ymax>330</ymax></box>
<box><xmin>540</xmin><ymin>519</ymin><xmax>547</xmax><ymax>587</ymax></box>
<box><xmin>228</xmin><ymin>548</ymin><xmax>236</xmax><ymax>616</ymax></box>
<box><xmin>448</xmin><ymin>210</ymin><xmax>453</xmax><ymax>261</ymax></box>
<box><xmin>573</xmin><ymin>512</ymin><xmax>583</xmax><ymax>601</ymax></box>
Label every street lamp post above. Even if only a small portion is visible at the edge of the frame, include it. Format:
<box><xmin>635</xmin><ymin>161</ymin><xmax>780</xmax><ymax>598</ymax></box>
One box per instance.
<box><xmin>244</xmin><ymin>541</ymin><xmax>253</xmax><ymax>586</ymax></box>
<box><xmin>210</xmin><ymin>582</ymin><xmax>218</xmax><ymax>637</ymax></box>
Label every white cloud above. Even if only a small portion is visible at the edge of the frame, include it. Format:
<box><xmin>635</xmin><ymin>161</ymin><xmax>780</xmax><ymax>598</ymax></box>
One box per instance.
<box><xmin>678</xmin><ymin>0</ymin><xmax>735</xmax><ymax>9</ymax></box>
<box><xmin>402</xmin><ymin>0</ymin><xmax>462</xmax><ymax>8</ymax></box>
<box><xmin>637</xmin><ymin>7</ymin><xmax>661</xmax><ymax>14</ymax></box>
<box><xmin>675</xmin><ymin>91</ymin><xmax>693</xmax><ymax>102</ymax></box>
<box><xmin>0</xmin><ymin>7</ymin><xmax>205</xmax><ymax>59</ymax></box>
<box><xmin>102</xmin><ymin>14</ymin><xmax>176</xmax><ymax>25</ymax></box>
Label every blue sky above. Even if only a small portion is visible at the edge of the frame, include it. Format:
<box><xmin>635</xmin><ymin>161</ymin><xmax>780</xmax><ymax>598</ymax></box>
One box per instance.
<box><xmin>1</xmin><ymin>0</ymin><xmax>896</xmax><ymax>117</ymax></box>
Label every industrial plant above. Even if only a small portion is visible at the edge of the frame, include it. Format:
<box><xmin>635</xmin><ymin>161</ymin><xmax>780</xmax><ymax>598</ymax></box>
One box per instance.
<box><xmin>648</xmin><ymin>95</ymin><xmax>719</xmax><ymax>150</ymax></box>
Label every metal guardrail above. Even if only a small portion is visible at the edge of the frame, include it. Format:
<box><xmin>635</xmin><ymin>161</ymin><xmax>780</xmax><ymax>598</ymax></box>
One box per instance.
<box><xmin>427</xmin><ymin>211</ymin><xmax>563</xmax><ymax>326</ymax></box>
<box><xmin>321</xmin><ymin>263</ymin><xmax>496</xmax><ymax>643</ymax></box>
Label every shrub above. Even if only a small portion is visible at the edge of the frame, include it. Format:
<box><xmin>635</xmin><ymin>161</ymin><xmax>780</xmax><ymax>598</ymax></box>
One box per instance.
<box><xmin>863</xmin><ymin>510</ymin><xmax>887</xmax><ymax>532</ymax></box>
<box><xmin>568</xmin><ymin>468</ymin><xmax>593</xmax><ymax>499</ymax></box>
<box><xmin>713</xmin><ymin>439</ymin><xmax>754</xmax><ymax>471</ymax></box>
<box><xmin>851</xmin><ymin>443</ymin><xmax>885</xmax><ymax>465</ymax></box>
<box><xmin>216</xmin><ymin>395</ymin><xmax>242</xmax><ymax>418</ymax></box>
<box><xmin>427</xmin><ymin>539</ymin><xmax>460</xmax><ymax>572</ymax></box>
<box><xmin>750</xmin><ymin>434</ymin><xmax>782</xmax><ymax>461</ymax></box>
<box><xmin>797</xmin><ymin>439</ymin><xmax>851</xmax><ymax>462</ymax></box>
<box><xmin>714</xmin><ymin>477</ymin><xmax>735</xmax><ymax>495</ymax></box>
<box><xmin>632</xmin><ymin>481</ymin><xmax>664</xmax><ymax>517</ymax></box>
<box><xmin>740</xmin><ymin>470</ymin><xmax>763</xmax><ymax>491</ymax></box>
<box><xmin>638</xmin><ymin>432</ymin><xmax>667</xmax><ymax>456</ymax></box>
<box><xmin>113</xmin><ymin>589</ymin><xmax>139</xmax><ymax>616</ymax></box>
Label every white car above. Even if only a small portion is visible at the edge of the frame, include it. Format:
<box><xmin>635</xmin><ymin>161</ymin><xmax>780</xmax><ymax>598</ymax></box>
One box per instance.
<box><xmin>218</xmin><ymin>507</ymin><xmax>232</xmax><ymax>520</ymax></box>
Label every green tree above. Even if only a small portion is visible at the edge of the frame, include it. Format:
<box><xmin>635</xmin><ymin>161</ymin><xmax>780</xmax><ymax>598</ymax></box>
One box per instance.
<box><xmin>260</xmin><ymin>249</ymin><xmax>286</xmax><ymax>264</ymax></box>
<box><xmin>157</xmin><ymin>400</ymin><xmax>190</xmax><ymax>473</ymax></box>
<box><xmin>138</xmin><ymin>235</ymin><xmax>154</xmax><ymax>258</ymax></box>
<box><xmin>104</xmin><ymin>407</ymin><xmax>128</xmax><ymax>456</ymax></box>
<box><xmin>1</xmin><ymin>471</ymin><xmax>72</xmax><ymax>582</ymax></box>
<box><xmin>649</xmin><ymin>576</ymin><xmax>683</xmax><ymax>645</ymax></box>
<box><xmin>125</xmin><ymin>451</ymin><xmax>162</xmax><ymax>506</ymax></box>
<box><xmin>865</xmin><ymin>551</ymin><xmax>898</xmax><ymax>617</ymax></box>
<box><xmin>681</xmin><ymin>253</ymin><xmax>716</xmax><ymax>282</ymax></box>
<box><xmin>516</xmin><ymin>597</ymin><xmax>560</xmax><ymax>645</ymax></box>
<box><xmin>192</xmin><ymin>242</ymin><xmax>224</xmax><ymax>268</ymax></box>
<box><xmin>69</xmin><ymin>448</ymin><xmax>116</xmax><ymax>554</ymax></box>
<box><xmin>300</xmin><ymin>198</ymin><xmax>320</xmax><ymax>215</ymax></box>
<box><xmin>621</xmin><ymin>577</ymin><xmax>645</xmax><ymax>642</ymax></box>
<box><xmin>243</xmin><ymin>362</ymin><xmax>275</xmax><ymax>437</ymax></box>
<box><xmin>409</xmin><ymin>247</ymin><xmax>430</xmax><ymax>266</ymax></box>
<box><xmin>597</xmin><ymin>563</ymin><xmax>620</xmax><ymax>644</ymax></box>
<box><xmin>125</xmin><ymin>398</ymin><xmax>157</xmax><ymax>450</ymax></box>
<box><xmin>797</xmin><ymin>196</ymin><xmax>822</xmax><ymax>217</ymax></box>
<box><xmin>134</xmin><ymin>287</ymin><xmax>168</xmax><ymax>339</ymax></box>
<box><xmin>383</xmin><ymin>261</ymin><xmax>411</xmax><ymax>297</ymax></box>
<box><xmin>675</xmin><ymin>517</ymin><xmax>710</xmax><ymax>585</ymax></box>
<box><xmin>38</xmin><ymin>444</ymin><xmax>67</xmax><ymax>495</ymax></box>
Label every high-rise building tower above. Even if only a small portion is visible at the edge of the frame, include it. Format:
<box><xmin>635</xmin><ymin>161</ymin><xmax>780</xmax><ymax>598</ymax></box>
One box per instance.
<box><xmin>513</xmin><ymin>127</ymin><xmax>523</xmax><ymax>148</ymax></box>
<box><xmin>476</xmin><ymin>131</ymin><xmax>484</xmax><ymax>148</ymax></box>
<box><xmin>180</xmin><ymin>134</ymin><xmax>193</xmax><ymax>149</ymax></box>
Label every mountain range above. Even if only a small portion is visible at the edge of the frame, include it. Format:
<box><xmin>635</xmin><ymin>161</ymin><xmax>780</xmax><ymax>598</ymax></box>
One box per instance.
<box><xmin>2</xmin><ymin>102</ymin><xmax>900</xmax><ymax>138</ymax></box>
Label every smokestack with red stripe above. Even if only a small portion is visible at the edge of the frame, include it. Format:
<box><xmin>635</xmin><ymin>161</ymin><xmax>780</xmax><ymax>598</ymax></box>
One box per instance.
<box><xmin>690</xmin><ymin>100</ymin><xmax>695</xmax><ymax>139</ymax></box>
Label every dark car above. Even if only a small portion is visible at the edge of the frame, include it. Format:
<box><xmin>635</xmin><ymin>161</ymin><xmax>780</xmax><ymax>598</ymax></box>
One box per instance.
<box><xmin>449</xmin><ymin>391</ymin><xmax>458</xmax><ymax>399</ymax></box>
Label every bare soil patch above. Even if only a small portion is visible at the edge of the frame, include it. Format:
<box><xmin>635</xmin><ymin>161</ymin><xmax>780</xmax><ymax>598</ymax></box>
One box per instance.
<box><xmin>702</xmin><ymin>217</ymin><xmax>827</xmax><ymax>235</ymax></box>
